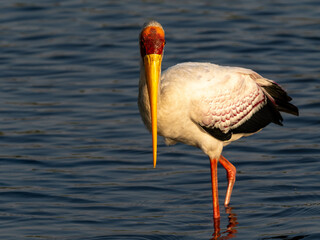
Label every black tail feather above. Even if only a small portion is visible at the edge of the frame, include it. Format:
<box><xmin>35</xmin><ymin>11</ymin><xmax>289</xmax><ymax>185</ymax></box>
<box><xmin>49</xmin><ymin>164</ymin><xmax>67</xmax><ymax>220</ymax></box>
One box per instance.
<box><xmin>262</xmin><ymin>83</ymin><xmax>299</xmax><ymax>116</ymax></box>
<box><xmin>277</xmin><ymin>102</ymin><xmax>299</xmax><ymax>116</ymax></box>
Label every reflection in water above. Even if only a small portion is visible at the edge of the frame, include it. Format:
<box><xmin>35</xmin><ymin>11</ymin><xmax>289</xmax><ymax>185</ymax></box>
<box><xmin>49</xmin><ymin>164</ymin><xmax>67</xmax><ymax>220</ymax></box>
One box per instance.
<box><xmin>211</xmin><ymin>207</ymin><xmax>238</xmax><ymax>240</ymax></box>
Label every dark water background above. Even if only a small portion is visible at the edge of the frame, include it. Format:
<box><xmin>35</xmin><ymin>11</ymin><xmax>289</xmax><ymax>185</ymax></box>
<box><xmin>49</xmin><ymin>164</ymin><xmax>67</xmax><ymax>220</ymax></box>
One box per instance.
<box><xmin>0</xmin><ymin>1</ymin><xmax>319</xmax><ymax>239</ymax></box>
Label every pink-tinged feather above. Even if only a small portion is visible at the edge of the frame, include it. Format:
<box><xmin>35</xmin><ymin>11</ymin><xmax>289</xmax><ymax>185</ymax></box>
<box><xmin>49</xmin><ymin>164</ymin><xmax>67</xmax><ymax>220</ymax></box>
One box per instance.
<box><xmin>199</xmin><ymin>85</ymin><xmax>267</xmax><ymax>132</ymax></box>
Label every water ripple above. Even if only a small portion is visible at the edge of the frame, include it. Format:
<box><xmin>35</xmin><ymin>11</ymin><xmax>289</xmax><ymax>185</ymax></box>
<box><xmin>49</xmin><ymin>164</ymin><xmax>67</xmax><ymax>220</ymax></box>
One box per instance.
<box><xmin>0</xmin><ymin>0</ymin><xmax>319</xmax><ymax>239</ymax></box>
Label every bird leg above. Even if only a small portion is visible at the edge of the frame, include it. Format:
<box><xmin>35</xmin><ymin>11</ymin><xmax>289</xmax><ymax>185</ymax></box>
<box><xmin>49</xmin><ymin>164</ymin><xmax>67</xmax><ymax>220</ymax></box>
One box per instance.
<box><xmin>212</xmin><ymin>217</ymin><xmax>221</xmax><ymax>239</ymax></box>
<box><xmin>219</xmin><ymin>155</ymin><xmax>236</xmax><ymax>206</ymax></box>
<box><xmin>210</xmin><ymin>158</ymin><xmax>220</xmax><ymax>219</ymax></box>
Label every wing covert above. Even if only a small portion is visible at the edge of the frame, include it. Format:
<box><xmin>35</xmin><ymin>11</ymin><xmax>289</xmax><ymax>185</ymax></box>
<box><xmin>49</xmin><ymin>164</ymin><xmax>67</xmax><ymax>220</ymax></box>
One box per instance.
<box><xmin>191</xmin><ymin>72</ymin><xmax>283</xmax><ymax>141</ymax></box>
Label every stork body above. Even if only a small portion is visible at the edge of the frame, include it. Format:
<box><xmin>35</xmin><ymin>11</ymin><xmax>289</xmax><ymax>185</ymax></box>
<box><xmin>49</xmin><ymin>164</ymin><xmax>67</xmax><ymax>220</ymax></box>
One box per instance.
<box><xmin>138</xmin><ymin>21</ymin><xmax>298</xmax><ymax>220</ymax></box>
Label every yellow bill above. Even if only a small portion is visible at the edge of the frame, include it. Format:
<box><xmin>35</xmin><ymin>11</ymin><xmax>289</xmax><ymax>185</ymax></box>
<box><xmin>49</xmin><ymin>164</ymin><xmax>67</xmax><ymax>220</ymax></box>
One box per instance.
<box><xmin>143</xmin><ymin>54</ymin><xmax>162</xmax><ymax>168</ymax></box>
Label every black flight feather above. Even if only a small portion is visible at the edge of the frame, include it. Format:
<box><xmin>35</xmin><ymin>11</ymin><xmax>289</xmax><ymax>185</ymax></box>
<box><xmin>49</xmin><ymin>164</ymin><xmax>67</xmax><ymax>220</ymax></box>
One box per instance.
<box><xmin>261</xmin><ymin>82</ymin><xmax>299</xmax><ymax>116</ymax></box>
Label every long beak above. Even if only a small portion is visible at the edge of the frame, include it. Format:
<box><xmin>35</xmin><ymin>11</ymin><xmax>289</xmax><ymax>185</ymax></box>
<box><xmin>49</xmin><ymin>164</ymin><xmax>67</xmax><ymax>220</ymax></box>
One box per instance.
<box><xmin>143</xmin><ymin>54</ymin><xmax>162</xmax><ymax>168</ymax></box>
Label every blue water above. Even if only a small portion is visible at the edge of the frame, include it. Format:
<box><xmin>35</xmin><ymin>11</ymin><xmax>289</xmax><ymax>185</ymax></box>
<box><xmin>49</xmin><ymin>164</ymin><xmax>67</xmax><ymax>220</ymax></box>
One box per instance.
<box><xmin>0</xmin><ymin>1</ymin><xmax>319</xmax><ymax>239</ymax></box>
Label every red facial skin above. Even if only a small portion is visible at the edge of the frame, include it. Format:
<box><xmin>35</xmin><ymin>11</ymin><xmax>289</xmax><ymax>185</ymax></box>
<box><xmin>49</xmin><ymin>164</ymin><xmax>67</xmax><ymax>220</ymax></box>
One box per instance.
<box><xmin>140</xmin><ymin>26</ymin><xmax>165</xmax><ymax>58</ymax></box>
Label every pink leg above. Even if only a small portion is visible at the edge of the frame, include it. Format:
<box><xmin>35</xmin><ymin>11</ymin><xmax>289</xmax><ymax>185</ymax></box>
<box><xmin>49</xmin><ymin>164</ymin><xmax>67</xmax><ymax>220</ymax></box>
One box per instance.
<box><xmin>210</xmin><ymin>158</ymin><xmax>220</xmax><ymax>219</ymax></box>
<box><xmin>219</xmin><ymin>155</ymin><xmax>236</xmax><ymax>206</ymax></box>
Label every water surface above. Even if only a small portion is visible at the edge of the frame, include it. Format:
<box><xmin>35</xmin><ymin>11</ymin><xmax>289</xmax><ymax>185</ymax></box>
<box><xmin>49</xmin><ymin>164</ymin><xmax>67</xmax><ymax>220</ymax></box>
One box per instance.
<box><xmin>0</xmin><ymin>1</ymin><xmax>319</xmax><ymax>239</ymax></box>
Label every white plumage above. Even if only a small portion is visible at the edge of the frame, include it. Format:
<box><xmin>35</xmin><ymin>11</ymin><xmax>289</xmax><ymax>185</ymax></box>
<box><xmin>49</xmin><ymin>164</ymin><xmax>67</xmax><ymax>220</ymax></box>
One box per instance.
<box><xmin>138</xmin><ymin>20</ymin><xmax>298</xmax><ymax>221</ymax></box>
<box><xmin>140</xmin><ymin>62</ymin><xmax>273</xmax><ymax>159</ymax></box>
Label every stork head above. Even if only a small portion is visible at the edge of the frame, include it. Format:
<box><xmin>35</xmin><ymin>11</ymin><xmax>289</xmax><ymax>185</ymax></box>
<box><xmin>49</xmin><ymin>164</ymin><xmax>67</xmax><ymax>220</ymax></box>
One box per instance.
<box><xmin>139</xmin><ymin>21</ymin><xmax>165</xmax><ymax>168</ymax></box>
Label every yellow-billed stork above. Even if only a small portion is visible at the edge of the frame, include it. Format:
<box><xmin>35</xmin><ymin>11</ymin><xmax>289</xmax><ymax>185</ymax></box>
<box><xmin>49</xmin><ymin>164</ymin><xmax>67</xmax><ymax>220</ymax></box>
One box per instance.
<box><xmin>138</xmin><ymin>21</ymin><xmax>299</xmax><ymax>220</ymax></box>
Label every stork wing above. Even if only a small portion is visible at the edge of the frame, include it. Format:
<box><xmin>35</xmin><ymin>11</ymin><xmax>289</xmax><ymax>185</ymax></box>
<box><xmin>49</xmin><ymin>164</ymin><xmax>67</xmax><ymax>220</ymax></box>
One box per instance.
<box><xmin>190</xmin><ymin>68</ymin><xmax>284</xmax><ymax>141</ymax></box>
